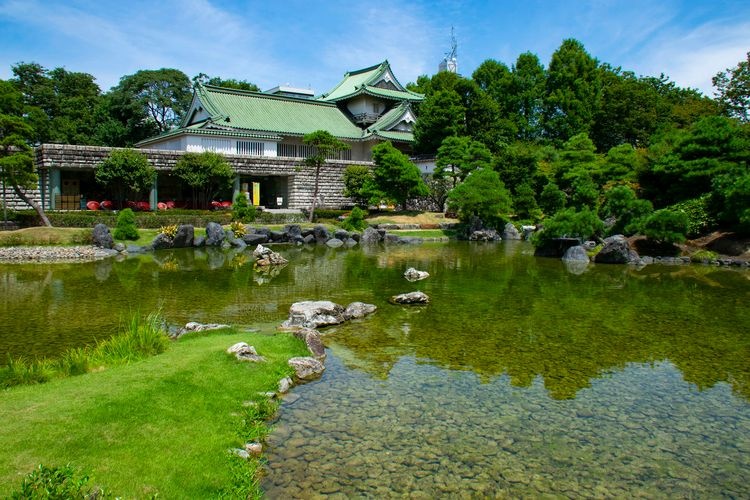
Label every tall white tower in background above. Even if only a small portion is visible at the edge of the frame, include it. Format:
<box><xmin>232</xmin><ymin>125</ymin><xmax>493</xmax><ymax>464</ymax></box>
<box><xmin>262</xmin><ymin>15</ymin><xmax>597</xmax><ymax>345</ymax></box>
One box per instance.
<box><xmin>438</xmin><ymin>27</ymin><xmax>458</xmax><ymax>74</ymax></box>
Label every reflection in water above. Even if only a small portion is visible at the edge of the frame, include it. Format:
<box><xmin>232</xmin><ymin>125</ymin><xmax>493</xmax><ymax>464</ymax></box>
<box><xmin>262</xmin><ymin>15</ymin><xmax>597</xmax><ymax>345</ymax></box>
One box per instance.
<box><xmin>1</xmin><ymin>242</ymin><xmax>749</xmax><ymax>495</ymax></box>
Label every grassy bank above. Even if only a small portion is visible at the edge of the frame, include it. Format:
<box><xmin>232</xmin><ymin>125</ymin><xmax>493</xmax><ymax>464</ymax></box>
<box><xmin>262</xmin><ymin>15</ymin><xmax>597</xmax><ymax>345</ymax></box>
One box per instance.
<box><xmin>0</xmin><ymin>327</ymin><xmax>308</xmax><ymax>497</ymax></box>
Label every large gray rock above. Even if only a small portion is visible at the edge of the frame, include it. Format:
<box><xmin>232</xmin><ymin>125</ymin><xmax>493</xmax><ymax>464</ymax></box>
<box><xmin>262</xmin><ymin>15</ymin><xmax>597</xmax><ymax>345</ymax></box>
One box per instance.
<box><xmin>360</xmin><ymin>227</ymin><xmax>381</xmax><ymax>245</ymax></box>
<box><xmin>343</xmin><ymin>302</ymin><xmax>377</xmax><ymax>320</ymax></box>
<box><xmin>313</xmin><ymin>225</ymin><xmax>331</xmax><ymax>243</ymax></box>
<box><xmin>288</xmin><ymin>356</ymin><xmax>325</xmax><ymax>381</ymax></box>
<box><xmin>469</xmin><ymin>229</ymin><xmax>500</xmax><ymax>241</ymax></box>
<box><xmin>326</xmin><ymin>238</ymin><xmax>344</xmax><ymax>248</ymax></box>
<box><xmin>390</xmin><ymin>291</ymin><xmax>430</xmax><ymax>304</ymax></box>
<box><xmin>502</xmin><ymin>223</ymin><xmax>521</xmax><ymax>240</ymax></box>
<box><xmin>205</xmin><ymin>222</ymin><xmax>226</xmax><ymax>246</ymax></box>
<box><xmin>253</xmin><ymin>244</ymin><xmax>288</xmax><ymax>266</ymax></box>
<box><xmin>333</xmin><ymin>229</ymin><xmax>350</xmax><ymax>241</ymax></box>
<box><xmin>282</xmin><ymin>300</ymin><xmax>346</xmax><ymax>328</ymax></box>
<box><xmin>562</xmin><ymin>245</ymin><xmax>590</xmax><ymax>263</ymax></box>
<box><xmin>92</xmin><ymin>224</ymin><xmax>114</xmax><ymax>249</ymax></box>
<box><xmin>404</xmin><ymin>267</ymin><xmax>430</xmax><ymax>281</ymax></box>
<box><xmin>595</xmin><ymin>235</ymin><xmax>639</xmax><ymax>264</ymax></box>
<box><xmin>172</xmin><ymin>224</ymin><xmax>194</xmax><ymax>248</ymax></box>
<box><xmin>243</xmin><ymin>233</ymin><xmax>269</xmax><ymax>245</ymax></box>
<box><xmin>151</xmin><ymin>233</ymin><xmax>174</xmax><ymax>250</ymax></box>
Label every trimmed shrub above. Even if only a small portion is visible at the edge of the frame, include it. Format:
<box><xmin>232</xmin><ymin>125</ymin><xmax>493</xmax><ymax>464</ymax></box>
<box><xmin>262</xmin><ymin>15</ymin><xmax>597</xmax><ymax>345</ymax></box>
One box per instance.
<box><xmin>231</xmin><ymin>192</ymin><xmax>256</xmax><ymax>223</ymax></box>
<box><xmin>637</xmin><ymin>208</ymin><xmax>689</xmax><ymax>244</ymax></box>
<box><xmin>341</xmin><ymin>207</ymin><xmax>368</xmax><ymax>231</ymax></box>
<box><xmin>533</xmin><ymin>207</ymin><xmax>604</xmax><ymax>246</ymax></box>
<box><xmin>670</xmin><ymin>195</ymin><xmax>716</xmax><ymax>237</ymax></box>
<box><xmin>114</xmin><ymin>208</ymin><xmax>139</xmax><ymax>240</ymax></box>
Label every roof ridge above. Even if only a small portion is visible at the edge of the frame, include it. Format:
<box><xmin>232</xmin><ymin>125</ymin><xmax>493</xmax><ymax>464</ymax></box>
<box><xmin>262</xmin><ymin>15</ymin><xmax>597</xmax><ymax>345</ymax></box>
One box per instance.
<box><xmin>202</xmin><ymin>85</ymin><xmax>339</xmax><ymax>107</ymax></box>
<box><xmin>346</xmin><ymin>60</ymin><xmax>388</xmax><ymax>77</ymax></box>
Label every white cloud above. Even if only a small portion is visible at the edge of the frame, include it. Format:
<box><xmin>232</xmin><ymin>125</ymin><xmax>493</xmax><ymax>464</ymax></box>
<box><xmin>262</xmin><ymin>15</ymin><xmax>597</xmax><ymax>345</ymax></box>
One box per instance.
<box><xmin>629</xmin><ymin>19</ymin><xmax>750</xmax><ymax>95</ymax></box>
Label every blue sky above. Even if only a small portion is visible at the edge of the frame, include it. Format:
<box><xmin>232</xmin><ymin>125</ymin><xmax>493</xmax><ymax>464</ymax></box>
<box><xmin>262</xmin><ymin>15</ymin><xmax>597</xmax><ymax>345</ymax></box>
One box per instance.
<box><xmin>1</xmin><ymin>0</ymin><xmax>748</xmax><ymax>97</ymax></box>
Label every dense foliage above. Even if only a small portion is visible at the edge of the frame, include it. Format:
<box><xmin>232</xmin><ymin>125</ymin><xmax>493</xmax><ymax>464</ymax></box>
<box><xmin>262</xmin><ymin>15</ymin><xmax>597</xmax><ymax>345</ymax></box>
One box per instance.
<box><xmin>95</xmin><ymin>148</ymin><xmax>156</xmax><ymax>209</ymax></box>
<box><xmin>364</xmin><ymin>141</ymin><xmax>428</xmax><ymax>210</ymax></box>
<box><xmin>172</xmin><ymin>151</ymin><xmax>234</xmax><ymax>209</ymax></box>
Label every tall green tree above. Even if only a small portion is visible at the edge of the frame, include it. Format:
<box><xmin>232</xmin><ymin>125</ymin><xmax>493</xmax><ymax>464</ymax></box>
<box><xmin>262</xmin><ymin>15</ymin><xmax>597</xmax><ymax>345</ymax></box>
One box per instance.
<box><xmin>512</xmin><ymin>52</ymin><xmax>546</xmax><ymax>140</ymax></box>
<box><xmin>713</xmin><ymin>51</ymin><xmax>750</xmax><ymax>122</ymax></box>
<box><xmin>173</xmin><ymin>151</ymin><xmax>234</xmax><ymax>209</ymax></box>
<box><xmin>413</xmin><ymin>89</ymin><xmax>466</xmax><ymax>153</ymax></box>
<box><xmin>544</xmin><ymin>39</ymin><xmax>601</xmax><ymax>143</ymax></box>
<box><xmin>11</xmin><ymin>62</ymin><xmax>102</xmax><ymax>145</ymax></box>
<box><xmin>342</xmin><ymin>164</ymin><xmax>373</xmax><ymax>207</ymax></box>
<box><xmin>95</xmin><ymin>149</ymin><xmax>156</xmax><ymax>209</ymax></box>
<box><xmin>113</xmin><ymin>69</ymin><xmax>192</xmax><ymax>133</ymax></box>
<box><xmin>592</xmin><ymin>66</ymin><xmax>660</xmax><ymax>151</ymax></box>
<box><xmin>364</xmin><ymin>141</ymin><xmax>428</xmax><ymax>210</ymax></box>
<box><xmin>302</xmin><ymin>130</ymin><xmax>349</xmax><ymax>221</ymax></box>
<box><xmin>0</xmin><ymin>80</ymin><xmax>51</xmax><ymax>226</ymax></box>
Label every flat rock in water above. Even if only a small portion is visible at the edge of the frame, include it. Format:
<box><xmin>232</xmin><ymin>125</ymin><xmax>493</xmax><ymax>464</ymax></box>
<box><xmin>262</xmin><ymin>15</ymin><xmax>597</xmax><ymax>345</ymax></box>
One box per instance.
<box><xmin>343</xmin><ymin>302</ymin><xmax>377</xmax><ymax>320</ymax></box>
<box><xmin>326</xmin><ymin>238</ymin><xmax>344</xmax><ymax>248</ymax></box>
<box><xmin>390</xmin><ymin>291</ymin><xmax>430</xmax><ymax>305</ymax></box>
<box><xmin>288</xmin><ymin>356</ymin><xmax>325</xmax><ymax>381</ymax></box>
<box><xmin>404</xmin><ymin>267</ymin><xmax>430</xmax><ymax>281</ymax></box>
<box><xmin>282</xmin><ymin>300</ymin><xmax>346</xmax><ymax>328</ymax></box>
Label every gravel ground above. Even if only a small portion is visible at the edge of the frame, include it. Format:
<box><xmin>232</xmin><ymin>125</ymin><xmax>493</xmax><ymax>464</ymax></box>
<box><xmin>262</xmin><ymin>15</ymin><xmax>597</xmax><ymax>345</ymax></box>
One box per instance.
<box><xmin>0</xmin><ymin>245</ymin><xmax>115</xmax><ymax>263</ymax></box>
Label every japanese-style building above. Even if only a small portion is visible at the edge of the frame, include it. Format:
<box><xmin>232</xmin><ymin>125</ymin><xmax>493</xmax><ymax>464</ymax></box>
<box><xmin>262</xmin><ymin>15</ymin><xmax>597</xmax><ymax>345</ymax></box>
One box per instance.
<box><xmin>137</xmin><ymin>60</ymin><xmax>423</xmax><ymax>162</ymax></box>
<box><xmin>9</xmin><ymin>61</ymin><xmax>424</xmax><ymax>212</ymax></box>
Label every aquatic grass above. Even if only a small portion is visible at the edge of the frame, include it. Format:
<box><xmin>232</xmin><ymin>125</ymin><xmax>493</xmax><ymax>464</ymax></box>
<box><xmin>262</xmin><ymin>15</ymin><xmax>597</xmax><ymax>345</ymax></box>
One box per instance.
<box><xmin>0</xmin><ymin>355</ymin><xmax>54</xmax><ymax>388</ymax></box>
<box><xmin>92</xmin><ymin>312</ymin><xmax>169</xmax><ymax>365</ymax></box>
<box><xmin>0</xmin><ymin>312</ymin><xmax>170</xmax><ymax>389</ymax></box>
<box><xmin>8</xmin><ymin>463</ymin><xmax>107</xmax><ymax>499</ymax></box>
<box><xmin>0</xmin><ymin>330</ymin><xmax>309</xmax><ymax>497</ymax></box>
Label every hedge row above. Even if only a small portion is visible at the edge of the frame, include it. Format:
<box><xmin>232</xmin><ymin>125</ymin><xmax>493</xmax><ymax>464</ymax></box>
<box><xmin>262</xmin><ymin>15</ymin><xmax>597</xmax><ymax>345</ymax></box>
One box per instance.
<box><xmin>11</xmin><ymin>209</ymin><xmax>306</xmax><ymax>228</ymax></box>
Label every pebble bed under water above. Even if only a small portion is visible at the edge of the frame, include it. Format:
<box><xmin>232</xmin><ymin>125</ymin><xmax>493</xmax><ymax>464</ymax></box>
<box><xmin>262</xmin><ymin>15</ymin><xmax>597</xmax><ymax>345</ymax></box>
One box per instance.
<box><xmin>264</xmin><ymin>355</ymin><xmax>749</xmax><ymax>498</ymax></box>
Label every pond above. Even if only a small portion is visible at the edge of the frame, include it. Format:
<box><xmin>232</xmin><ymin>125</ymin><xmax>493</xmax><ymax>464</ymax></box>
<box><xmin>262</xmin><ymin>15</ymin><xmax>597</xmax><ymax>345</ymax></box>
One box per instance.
<box><xmin>1</xmin><ymin>242</ymin><xmax>749</xmax><ymax>497</ymax></box>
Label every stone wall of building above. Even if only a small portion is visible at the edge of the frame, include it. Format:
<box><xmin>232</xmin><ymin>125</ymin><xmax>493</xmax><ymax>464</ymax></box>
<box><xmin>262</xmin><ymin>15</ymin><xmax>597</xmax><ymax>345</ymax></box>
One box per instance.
<box><xmin>0</xmin><ymin>144</ymin><xmax>372</xmax><ymax>212</ymax></box>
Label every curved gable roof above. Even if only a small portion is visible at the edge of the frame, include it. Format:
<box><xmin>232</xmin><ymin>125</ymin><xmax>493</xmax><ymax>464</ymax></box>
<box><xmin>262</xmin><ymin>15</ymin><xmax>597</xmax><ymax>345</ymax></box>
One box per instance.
<box><xmin>188</xmin><ymin>84</ymin><xmax>365</xmax><ymax>139</ymax></box>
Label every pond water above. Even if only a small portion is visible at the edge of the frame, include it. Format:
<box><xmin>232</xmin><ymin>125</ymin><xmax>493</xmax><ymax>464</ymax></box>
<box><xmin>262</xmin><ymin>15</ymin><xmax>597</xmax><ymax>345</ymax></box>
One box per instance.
<box><xmin>1</xmin><ymin>242</ymin><xmax>749</xmax><ymax>497</ymax></box>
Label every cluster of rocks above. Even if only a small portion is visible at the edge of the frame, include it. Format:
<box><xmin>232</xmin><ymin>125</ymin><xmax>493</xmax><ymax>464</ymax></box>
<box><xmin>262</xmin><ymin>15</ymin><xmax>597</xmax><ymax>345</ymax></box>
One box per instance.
<box><xmin>537</xmin><ymin>234</ymin><xmax>750</xmax><ymax>271</ymax></box>
<box><xmin>0</xmin><ymin>245</ymin><xmax>115</xmax><ymax>263</ymax></box>
<box><xmin>467</xmin><ymin>223</ymin><xmax>534</xmax><ymax>242</ymax></box>
<box><xmin>359</xmin><ymin>227</ymin><xmax>424</xmax><ymax>245</ymax></box>
<box><xmin>93</xmin><ymin>222</ymin><xmax>426</xmax><ymax>257</ymax></box>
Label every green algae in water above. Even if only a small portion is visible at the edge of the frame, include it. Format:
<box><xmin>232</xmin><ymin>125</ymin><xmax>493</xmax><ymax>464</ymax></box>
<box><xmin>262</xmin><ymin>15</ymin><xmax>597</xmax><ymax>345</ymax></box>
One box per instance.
<box><xmin>1</xmin><ymin>241</ymin><xmax>749</xmax><ymax>496</ymax></box>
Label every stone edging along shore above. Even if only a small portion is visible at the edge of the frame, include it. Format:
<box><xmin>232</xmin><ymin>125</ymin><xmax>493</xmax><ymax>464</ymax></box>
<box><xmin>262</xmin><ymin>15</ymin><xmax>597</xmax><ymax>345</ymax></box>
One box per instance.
<box><xmin>0</xmin><ymin>245</ymin><xmax>116</xmax><ymax>263</ymax></box>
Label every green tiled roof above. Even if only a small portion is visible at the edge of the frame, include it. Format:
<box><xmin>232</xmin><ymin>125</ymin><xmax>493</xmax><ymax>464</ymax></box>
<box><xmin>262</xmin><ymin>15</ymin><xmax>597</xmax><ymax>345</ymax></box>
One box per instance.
<box><xmin>367</xmin><ymin>102</ymin><xmax>413</xmax><ymax>132</ymax></box>
<box><xmin>370</xmin><ymin>130</ymin><xmax>414</xmax><ymax>143</ymax></box>
<box><xmin>136</xmin><ymin>125</ymin><xmax>280</xmax><ymax>147</ymax></box>
<box><xmin>191</xmin><ymin>85</ymin><xmax>366</xmax><ymax>140</ymax></box>
<box><xmin>319</xmin><ymin>60</ymin><xmax>423</xmax><ymax>103</ymax></box>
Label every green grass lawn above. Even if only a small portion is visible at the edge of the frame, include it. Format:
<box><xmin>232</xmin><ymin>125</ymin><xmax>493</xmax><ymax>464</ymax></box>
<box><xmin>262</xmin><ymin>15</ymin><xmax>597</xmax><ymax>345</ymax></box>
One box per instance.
<box><xmin>0</xmin><ymin>329</ymin><xmax>308</xmax><ymax>498</ymax></box>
